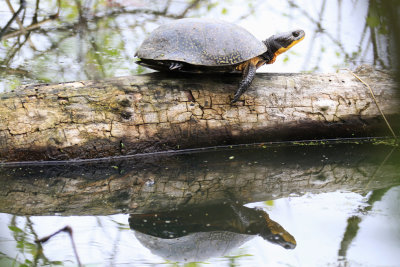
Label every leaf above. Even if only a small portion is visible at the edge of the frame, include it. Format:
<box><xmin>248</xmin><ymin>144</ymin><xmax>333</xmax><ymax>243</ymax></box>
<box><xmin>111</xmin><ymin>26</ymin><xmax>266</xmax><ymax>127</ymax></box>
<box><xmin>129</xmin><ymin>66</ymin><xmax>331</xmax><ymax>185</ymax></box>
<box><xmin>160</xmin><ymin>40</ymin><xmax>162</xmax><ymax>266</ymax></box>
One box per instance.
<box><xmin>283</xmin><ymin>55</ymin><xmax>289</xmax><ymax>63</ymax></box>
<box><xmin>366</xmin><ymin>16</ymin><xmax>380</xmax><ymax>28</ymax></box>
<box><xmin>378</xmin><ymin>26</ymin><xmax>388</xmax><ymax>35</ymax></box>
<box><xmin>136</xmin><ymin>65</ymin><xmax>145</xmax><ymax>75</ymax></box>
<box><xmin>25</xmin><ymin>242</ymin><xmax>37</xmax><ymax>253</ymax></box>
<box><xmin>265</xmin><ymin>200</ymin><xmax>274</xmax><ymax>206</ymax></box>
<box><xmin>207</xmin><ymin>3</ymin><xmax>218</xmax><ymax>11</ymax></box>
<box><xmin>221</xmin><ymin>7</ymin><xmax>228</xmax><ymax>15</ymax></box>
<box><xmin>8</xmin><ymin>226</ymin><xmax>23</xmax><ymax>233</ymax></box>
<box><xmin>16</xmin><ymin>240</ymin><xmax>24</xmax><ymax>249</ymax></box>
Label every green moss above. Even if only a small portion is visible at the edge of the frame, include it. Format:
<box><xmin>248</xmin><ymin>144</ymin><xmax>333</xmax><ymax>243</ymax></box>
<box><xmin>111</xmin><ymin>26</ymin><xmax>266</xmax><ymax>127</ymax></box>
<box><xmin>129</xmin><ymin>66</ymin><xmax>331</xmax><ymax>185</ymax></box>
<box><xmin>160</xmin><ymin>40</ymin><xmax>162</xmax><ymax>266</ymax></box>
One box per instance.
<box><xmin>372</xmin><ymin>138</ymin><xmax>399</xmax><ymax>147</ymax></box>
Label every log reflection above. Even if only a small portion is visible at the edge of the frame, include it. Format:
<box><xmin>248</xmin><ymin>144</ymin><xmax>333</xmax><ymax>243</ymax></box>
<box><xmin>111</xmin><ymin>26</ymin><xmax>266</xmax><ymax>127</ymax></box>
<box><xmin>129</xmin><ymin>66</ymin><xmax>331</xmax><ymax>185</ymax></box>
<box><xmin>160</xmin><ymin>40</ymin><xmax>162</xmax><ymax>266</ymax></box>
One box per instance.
<box><xmin>0</xmin><ymin>142</ymin><xmax>399</xmax><ymax>216</ymax></box>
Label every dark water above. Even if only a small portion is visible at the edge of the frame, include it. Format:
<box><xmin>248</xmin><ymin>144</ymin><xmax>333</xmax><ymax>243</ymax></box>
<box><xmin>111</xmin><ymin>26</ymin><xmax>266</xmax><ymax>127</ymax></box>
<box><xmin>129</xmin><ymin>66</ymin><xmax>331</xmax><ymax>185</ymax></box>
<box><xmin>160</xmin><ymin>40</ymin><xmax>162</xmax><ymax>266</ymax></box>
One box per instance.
<box><xmin>1</xmin><ymin>141</ymin><xmax>400</xmax><ymax>266</ymax></box>
<box><xmin>1</xmin><ymin>0</ymin><xmax>400</xmax><ymax>266</ymax></box>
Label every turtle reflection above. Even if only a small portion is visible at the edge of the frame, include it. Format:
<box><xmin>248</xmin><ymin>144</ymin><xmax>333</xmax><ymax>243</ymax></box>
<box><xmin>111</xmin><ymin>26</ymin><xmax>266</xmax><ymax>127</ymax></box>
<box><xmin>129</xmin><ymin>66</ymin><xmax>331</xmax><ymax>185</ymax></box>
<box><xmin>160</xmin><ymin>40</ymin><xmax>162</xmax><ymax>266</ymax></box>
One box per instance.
<box><xmin>129</xmin><ymin>203</ymin><xmax>296</xmax><ymax>262</ymax></box>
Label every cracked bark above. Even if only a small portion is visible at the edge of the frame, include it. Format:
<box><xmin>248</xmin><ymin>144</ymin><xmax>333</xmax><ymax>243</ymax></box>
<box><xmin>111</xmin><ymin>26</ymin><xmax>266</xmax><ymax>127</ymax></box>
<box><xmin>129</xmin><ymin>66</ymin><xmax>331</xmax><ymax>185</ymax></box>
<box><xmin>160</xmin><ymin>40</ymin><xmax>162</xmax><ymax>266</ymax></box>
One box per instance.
<box><xmin>0</xmin><ymin>65</ymin><xmax>399</xmax><ymax>162</ymax></box>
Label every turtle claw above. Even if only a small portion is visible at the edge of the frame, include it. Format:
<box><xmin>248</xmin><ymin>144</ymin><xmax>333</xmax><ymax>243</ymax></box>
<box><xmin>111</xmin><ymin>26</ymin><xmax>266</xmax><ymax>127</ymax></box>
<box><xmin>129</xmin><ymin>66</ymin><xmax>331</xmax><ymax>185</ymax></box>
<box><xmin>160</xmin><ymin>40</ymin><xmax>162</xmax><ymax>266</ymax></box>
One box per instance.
<box><xmin>231</xmin><ymin>94</ymin><xmax>241</xmax><ymax>103</ymax></box>
<box><xmin>169</xmin><ymin>62</ymin><xmax>183</xmax><ymax>70</ymax></box>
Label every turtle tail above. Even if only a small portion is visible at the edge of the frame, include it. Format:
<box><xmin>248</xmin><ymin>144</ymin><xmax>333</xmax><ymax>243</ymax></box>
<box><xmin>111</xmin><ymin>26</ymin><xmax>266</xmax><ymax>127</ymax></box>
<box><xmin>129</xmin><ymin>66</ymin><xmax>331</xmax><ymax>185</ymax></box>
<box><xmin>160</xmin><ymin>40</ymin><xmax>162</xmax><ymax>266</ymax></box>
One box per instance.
<box><xmin>231</xmin><ymin>62</ymin><xmax>257</xmax><ymax>103</ymax></box>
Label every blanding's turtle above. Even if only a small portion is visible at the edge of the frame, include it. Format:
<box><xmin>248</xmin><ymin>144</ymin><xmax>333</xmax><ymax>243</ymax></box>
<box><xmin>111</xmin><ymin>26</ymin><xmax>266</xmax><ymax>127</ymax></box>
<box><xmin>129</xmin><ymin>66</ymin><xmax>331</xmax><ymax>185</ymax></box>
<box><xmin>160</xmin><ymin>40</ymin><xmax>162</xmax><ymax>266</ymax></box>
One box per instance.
<box><xmin>135</xmin><ymin>18</ymin><xmax>305</xmax><ymax>103</ymax></box>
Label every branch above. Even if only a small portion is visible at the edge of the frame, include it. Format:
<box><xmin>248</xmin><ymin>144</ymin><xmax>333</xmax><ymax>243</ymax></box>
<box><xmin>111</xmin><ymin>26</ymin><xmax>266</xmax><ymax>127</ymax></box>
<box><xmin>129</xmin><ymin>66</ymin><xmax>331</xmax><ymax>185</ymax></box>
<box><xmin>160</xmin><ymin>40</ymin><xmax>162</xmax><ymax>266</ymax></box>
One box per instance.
<box><xmin>0</xmin><ymin>0</ymin><xmax>27</xmax><ymax>40</ymax></box>
<box><xmin>36</xmin><ymin>226</ymin><xmax>82</xmax><ymax>267</ymax></box>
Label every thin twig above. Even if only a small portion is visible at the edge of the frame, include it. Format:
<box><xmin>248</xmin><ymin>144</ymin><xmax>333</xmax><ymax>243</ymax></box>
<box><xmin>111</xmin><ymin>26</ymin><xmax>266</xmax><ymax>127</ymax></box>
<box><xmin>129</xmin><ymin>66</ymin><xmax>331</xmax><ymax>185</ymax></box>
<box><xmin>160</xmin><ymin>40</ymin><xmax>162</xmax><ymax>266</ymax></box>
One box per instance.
<box><xmin>0</xmin><ymin>0</ymin><xmax>27</xmax><ymax>40</ymax></box>
<box><xmin>5</xmin><ymin>0</ymin><xmax>35</xmax><ymax>49</ymax></box>
<box><xmin>347</xmin><ymin>69</ymin><xmax>397</xmax><ymax>139</ymax></box>
<box><xmin>179</xmin><ymin>0</ymin><xmax>201</xmax><ymax>18</ymax></box>
<box><xmin>1</xmin><ymin>0</ymin><xmax>60</xmax><ymax>41</ymax></box>
<box><xmin>363</xmin><ymin>146</ymin><xmax>395</xmax><ymax>191</ymax></box>
<box><xmin>1</xmin><ymin>17</ymin><xmax>56</xmax><ymax>40</ymax></box>
<box><xmin>6</xmin><ymin>0</ymin><xmax>27</xmax><ymax>35</ymax></box>
<box><xmin>36</xmin><ymin>226</ymin><xmax>83</xmax><ymax>267</ymax></box>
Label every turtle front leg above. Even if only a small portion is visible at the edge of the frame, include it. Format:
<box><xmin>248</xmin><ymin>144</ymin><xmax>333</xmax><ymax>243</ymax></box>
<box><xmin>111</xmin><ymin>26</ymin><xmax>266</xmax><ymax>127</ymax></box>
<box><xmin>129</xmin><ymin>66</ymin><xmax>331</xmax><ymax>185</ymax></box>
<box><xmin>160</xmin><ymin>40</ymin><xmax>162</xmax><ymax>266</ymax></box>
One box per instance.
<box><xmin>231</xmin><ymin>62</ymin><xmax>257</xmax><ymax>103</ymax></box>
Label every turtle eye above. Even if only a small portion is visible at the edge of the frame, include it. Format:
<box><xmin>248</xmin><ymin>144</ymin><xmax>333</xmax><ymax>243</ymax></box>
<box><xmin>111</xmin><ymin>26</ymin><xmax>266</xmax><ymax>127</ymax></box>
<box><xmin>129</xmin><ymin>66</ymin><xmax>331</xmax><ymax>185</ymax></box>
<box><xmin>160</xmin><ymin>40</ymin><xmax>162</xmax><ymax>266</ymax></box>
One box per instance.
<box><xmin>292</xmin><ymin>31</ymin><xmax>300</xmax><ymax>38</ymax></box>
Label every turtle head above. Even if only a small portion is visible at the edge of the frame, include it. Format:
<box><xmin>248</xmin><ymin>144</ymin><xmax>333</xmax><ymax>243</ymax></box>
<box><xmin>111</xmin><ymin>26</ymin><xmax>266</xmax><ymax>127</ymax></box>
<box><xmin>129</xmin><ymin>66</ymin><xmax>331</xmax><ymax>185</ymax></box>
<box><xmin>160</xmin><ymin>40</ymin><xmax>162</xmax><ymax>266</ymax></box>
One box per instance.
<box><xmin>262</xmin><ymin>29</ymin><xmax>305</xmax><ymax>64</ymax></box>
<box><xmin>260</xmin><ymin>212</ymin><xmax>297</xmax><ymax>249</ymax></box>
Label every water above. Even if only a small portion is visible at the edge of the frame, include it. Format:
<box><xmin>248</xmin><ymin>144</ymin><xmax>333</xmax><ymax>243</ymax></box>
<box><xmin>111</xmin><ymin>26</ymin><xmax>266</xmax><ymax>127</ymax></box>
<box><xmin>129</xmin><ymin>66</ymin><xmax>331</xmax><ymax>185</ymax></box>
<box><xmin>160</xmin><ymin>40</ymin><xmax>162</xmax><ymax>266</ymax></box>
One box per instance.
<box><xmin>1</xmin><ymin>141</ymin><xmax>400</xmax><ymax>266</ymax></box>
<box><xmin>0</xmin><ymin>0</ymin><xmax>389</xmax><ymax>92</ymax></box>
<box><xmin>1</xmin><ymin>0</ymin><xmax>399</xmax><ymax>266</ymax></box>
<box><xmin>1</xmin><ymin>190</ymin><xmax>399</xmax><ymax>266</ymax></box>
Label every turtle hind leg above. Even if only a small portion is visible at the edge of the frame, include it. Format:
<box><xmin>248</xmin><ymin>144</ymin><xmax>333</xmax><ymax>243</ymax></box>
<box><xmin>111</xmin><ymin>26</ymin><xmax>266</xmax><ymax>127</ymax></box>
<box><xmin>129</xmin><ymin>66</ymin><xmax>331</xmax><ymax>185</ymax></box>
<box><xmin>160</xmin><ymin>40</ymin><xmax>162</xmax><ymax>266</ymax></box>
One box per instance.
<box><xmin>231</xmin><ymin>62</ymin><xmax>257</xmax><ymax>103</ymax></box>
<box><xmin>169</xmin><ymin>61</ymin><xmax>183</xmax><ymax>70</ymax></box>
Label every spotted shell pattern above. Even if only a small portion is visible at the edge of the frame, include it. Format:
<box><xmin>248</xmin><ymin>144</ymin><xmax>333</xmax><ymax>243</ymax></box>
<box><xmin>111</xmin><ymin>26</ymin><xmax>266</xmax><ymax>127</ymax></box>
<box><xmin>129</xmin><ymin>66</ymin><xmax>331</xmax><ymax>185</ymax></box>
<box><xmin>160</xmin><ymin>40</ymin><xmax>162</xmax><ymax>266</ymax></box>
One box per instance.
<box><xmin>136</xmin><ymin>18</ymin><xmax>268</xmax><ymax>66</ymax></box>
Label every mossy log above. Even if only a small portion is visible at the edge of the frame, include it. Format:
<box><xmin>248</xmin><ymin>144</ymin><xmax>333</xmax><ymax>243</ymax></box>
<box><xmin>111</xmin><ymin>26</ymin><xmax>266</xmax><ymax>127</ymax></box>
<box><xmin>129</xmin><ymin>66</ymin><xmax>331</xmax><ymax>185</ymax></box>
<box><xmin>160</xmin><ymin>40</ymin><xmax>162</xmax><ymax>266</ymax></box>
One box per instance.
<box><xmin>0</xmin><ymin>65</ymin><xmax>398</xmax><ymax>162</ymax></box>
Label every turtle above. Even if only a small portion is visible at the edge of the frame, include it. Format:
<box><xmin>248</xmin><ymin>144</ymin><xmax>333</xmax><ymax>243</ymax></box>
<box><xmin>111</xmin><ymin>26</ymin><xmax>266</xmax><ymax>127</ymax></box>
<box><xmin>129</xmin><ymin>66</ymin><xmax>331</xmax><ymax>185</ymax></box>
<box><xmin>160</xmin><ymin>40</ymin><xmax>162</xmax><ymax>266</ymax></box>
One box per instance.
<box><xmin>135</xmin><ymin>18</ymin><xmax>305</xmax><ymax>103</ymax></box>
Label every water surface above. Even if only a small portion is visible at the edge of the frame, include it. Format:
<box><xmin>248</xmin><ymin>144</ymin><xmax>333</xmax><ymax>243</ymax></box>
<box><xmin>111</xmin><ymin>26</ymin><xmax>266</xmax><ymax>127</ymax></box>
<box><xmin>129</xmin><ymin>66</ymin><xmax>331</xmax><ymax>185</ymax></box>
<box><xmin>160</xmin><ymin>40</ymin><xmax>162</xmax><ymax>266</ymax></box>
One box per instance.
<box><xmin>1</xmin><ymin>141</ymin><xmax>399</xmax><ymax>266</ymax></box>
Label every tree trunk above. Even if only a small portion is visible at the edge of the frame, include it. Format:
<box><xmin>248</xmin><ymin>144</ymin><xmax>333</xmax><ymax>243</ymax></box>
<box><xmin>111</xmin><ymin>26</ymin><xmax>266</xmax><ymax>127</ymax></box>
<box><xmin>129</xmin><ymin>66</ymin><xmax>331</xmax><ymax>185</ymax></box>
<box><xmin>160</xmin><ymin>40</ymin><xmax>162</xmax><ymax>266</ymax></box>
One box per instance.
<box><xmin>0</xmin><ymin>65</ymin><xmax>398</xmax><ymax>162</ymax></box>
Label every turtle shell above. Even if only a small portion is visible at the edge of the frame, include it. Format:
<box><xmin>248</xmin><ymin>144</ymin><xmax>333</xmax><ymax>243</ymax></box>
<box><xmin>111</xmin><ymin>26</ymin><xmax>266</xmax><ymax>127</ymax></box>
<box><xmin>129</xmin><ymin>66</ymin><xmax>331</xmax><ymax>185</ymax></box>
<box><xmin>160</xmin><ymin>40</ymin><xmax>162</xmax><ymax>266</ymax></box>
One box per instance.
<box><xmin>135</xmin><ymin>18</ymin><xmax>267</xmax><ymax>66</ymax></box>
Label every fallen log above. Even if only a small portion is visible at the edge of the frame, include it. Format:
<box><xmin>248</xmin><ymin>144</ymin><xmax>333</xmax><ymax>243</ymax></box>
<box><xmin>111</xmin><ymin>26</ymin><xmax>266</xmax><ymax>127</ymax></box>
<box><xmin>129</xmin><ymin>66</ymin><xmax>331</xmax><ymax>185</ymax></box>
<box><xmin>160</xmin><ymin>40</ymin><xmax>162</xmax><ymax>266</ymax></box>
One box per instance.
<box><xmin>0</xmin><ymin>65</ymin><xmax>398</xmax><ymax>162</ymax></box>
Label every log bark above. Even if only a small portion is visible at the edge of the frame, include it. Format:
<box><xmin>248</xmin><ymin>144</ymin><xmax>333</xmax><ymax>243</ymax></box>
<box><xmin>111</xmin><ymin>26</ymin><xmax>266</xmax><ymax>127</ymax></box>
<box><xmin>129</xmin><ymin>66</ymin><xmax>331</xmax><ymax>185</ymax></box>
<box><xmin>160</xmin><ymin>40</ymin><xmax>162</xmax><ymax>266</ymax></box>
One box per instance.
<box><xmin>0</xmin><ymin>65</ymin><xmax>398</xmax><ymax>162</ymax></box>
<box><xmin>0</xmin><ymin>142</ymin><xmax>399</xmax><ymax>215</ymax></box>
